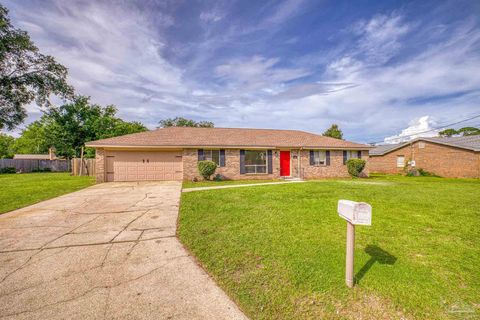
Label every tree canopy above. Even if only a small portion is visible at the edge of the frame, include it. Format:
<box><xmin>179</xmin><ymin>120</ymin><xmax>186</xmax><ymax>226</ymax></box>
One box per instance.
<box><xmin>322</xmin><ymin>124</ymin><xmax>343</xmax><ymax>139</ymax></box>
<box><xmin>0</xmin><ymin>4</ymin><xmax>74</xmax><ymax>130</ymax></box>
<box><xmin>0</xmin><ymin>133</ymin><xmax>14</xmax><ymax>158</ymax></box>
<box><xmin>158</xmin><ymin>117</ymin><xmax>214</xmax><ymax>128</ymax></box>
<box><xmin>10</xmin><ymin>96</ymin><xmax>147</xmax><ymax>158</ymax></box>
<box><xmin>41</xmin><ymin>96</ymin><xmax>147</xmax><ymax>158</ymax></box>
<box><xmin>439</xmin><ymin>126</ymin><xmax>480</xmax><ymax>137</ymax></box>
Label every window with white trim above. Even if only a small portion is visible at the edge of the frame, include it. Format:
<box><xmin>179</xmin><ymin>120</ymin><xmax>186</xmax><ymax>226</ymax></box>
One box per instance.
<box><xmin>244</xmin><ymin>150</ymin><xmax>267</xmax><ymax>174</ymax></box>
<box><xmin>204</xmin><ymin>150</ymin><xmax>220</xmax><ymax>165</ymax></box>
<box><xmin>313</xmin><ymin>150</ymin><xmax>326</xmax><ymax>166</ymax></box>
<box><xmin>396</xmin><ymin>155</ymin><xmax>405</xmax><ymax>168</ymax></box>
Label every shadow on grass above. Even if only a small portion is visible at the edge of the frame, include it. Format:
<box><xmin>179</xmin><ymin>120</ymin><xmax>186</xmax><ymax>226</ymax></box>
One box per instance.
<box><xmin>355</xmin><ymin>245</ymin><xmax>397</xmax><ymax>284</ymax></box>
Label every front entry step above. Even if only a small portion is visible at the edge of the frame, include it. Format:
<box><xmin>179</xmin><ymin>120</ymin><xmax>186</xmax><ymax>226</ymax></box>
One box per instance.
<box><xmin>281</xmin><ymin>177</ymin><xmax>303</xmax><ymax>181</ymax></box>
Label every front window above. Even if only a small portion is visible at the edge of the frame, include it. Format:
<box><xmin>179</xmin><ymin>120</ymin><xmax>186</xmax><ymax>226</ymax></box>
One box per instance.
<box><xmin>346</xmin><ymin>150</ymin><xmax>359</xmax><ymax>160</ymax></box>
<box><xmin>245</xmin><ymin>150</ymin><xmax>267</xmax><ymax>174</ymax></box>
<box><xmin>313</xmin><ymin>150</ymin><xmax>326</xmax><ymax>166</ymax></box>
<box><xmin>204</xmin><ymin>150</ymin><xmax>220</xmax><ymax>165</ymax></box>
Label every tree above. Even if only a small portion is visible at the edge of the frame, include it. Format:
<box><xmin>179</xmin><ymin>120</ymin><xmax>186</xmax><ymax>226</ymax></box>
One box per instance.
<box><xmin>0</xmin><ymin>4</ymin><xmax>74</xmax><ymax>130</ymax></box>
<box><xmin>158</xmin><ymin>117</ymin><xmax>214</xmax><ymax>128</ymax></box>
<box><xmin>41</xmin><ymin>96</ymin><xmax>147</xmax><ymax>158</ymax></box>
<box><xmin>458</xmin><ymin>127</ymin><xmax>480</xmax><ymax>136</ymax></box>
<box><xmin>439</xmin><ymin>127</ymin><xmax>480</xmax><ymax>137</ymax></box>
<box><xmin>323</xmin><ymin>124</ymin><xmax>343</xmax><ymax>139</ymax></box>
<box><xmin>0</xmin><ymin>133</ymin><xmax>15</xmax><ymax>158</ymax></box>
<box><xmin>438</xmin><ymin>128</ymin><xmax>458</xmax><ymax>137</ymax></box>
<box><xmin>12</xmin><ymin>120</ymin><xmax>48</xmax><ymax>154</ymax></box>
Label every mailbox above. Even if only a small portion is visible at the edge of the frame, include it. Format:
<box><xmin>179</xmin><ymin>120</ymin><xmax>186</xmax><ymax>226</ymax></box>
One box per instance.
<box><xmin>338</xmin><ymin>200</ymin><xmax>372</xmax><ymax>226</ymax></box>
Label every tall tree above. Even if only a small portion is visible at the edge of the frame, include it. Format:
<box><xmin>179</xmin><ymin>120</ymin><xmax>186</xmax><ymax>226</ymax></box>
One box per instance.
<box><xmin>158</xmin><ymin>117</ymin><xmax>214</xmax><ymax>128</ymax></box>
<box><xmin>322</xmin><ymin>124</ymin><xmax>343</xmax><ymax>140</ymax></box>
<box><xmin>0</xmin><ymin>133</ymin><xmax>15</xmax><ymax>158</ymax></box>
<box><xmin>12</xmin><ymin>120</ymin><xmax>49</xmax><ymax>154</ymax></box>
<box><xmin>42</xmin><ymin>96</ymin><xmax>147</xmax><ymax>158</ymax></box>
<box><xmin>0</xmin><ymin>4</ymin><xmax>74</xmax><ymax>130</ymax></box>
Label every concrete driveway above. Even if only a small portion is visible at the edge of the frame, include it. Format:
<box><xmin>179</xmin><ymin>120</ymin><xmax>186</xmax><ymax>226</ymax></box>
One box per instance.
<box><xmin>0</xmin><ymin>182</ymin><xmax>247</xmax><ymax>320</ymax></box>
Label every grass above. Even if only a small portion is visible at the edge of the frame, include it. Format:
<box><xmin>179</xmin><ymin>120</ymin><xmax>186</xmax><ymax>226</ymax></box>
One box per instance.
<box><xmin>182</xmin><ymin>179</ymin><xmax>280</xmax><ymax>188</ymax></box>
<box><xmin>178</xmin><ymin>175</ymin><xmax>480</xmax><ymax>319</ymax></box>
<box><xmin>0</xmin><ymin>173</ymin><xmax>95</xmax><ymax>214</ymax></box>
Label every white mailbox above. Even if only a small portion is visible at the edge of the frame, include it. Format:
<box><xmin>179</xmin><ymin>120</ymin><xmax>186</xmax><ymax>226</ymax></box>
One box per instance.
<box><xmin>338</xmin><ymin>200</ymin><xmax>372</xmax><ymax>226</ymax></box>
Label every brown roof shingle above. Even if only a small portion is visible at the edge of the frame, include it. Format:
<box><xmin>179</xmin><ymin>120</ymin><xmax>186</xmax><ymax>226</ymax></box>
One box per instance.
<box><xmin>86</xmin><ymin>127</ymin><xmax>371</xmax><ymax>149</ymax></box>
<box><xmin>370</xmin><ymin>135</ymin><xmax>480</xmax><ymax>155</ymax></box>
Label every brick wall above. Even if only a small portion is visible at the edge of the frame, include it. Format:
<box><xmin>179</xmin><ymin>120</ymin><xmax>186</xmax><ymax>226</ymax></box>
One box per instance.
<box><xmin>300</xmin><ymin>150</ymin><xmax>369</xmax><ymax>179</ymax></box>
<box><xmin>183</xmin><ymin>148</ymin><xmax>280</xmax><ymax>181</ymax></box>
<box><xmin>369</xmin><ymin>141</ymin><xmax>480</xmax><ymax>178</ymax></box>
<box><xmin>95</xmin><ymin>148</ymin><xmax>105</xmax><ymax>183</ymax></box>
<box><xmin>183</xmin><ymin>148</ymin><xmax>369</xmax><ymax>181</ymax></box>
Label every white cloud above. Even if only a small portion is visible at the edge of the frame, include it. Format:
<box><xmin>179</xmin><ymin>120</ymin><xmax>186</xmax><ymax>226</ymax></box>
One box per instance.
<box><xmin>200</xmin><ymin>10</ymin><xmax>224</xmax><ymax>23</ymax></box>
<box><xmin>354</xmin><ymin>13</ymin><xmax>410</xmax><ymax>64</ymax></box>
<box><xmin>383</xmin><ymin>116</ymin><xmax>438</xmax><ymax>144</ymax></box>
<box><xmin>3</xmin><ymin>2</ymin><xmax>479</xmax><ymax>143</ymax></box>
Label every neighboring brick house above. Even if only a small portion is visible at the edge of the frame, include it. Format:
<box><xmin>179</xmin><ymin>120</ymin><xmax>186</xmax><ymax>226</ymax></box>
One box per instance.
<box><xmin>85</xmin><ymin>127</ymin><xmax>372</xmax><ymax>182</ymax></box>
<box><xmin>369</xmin><ymin>136</ymin><xmax>480</xmax><ymax>178</ymax></box>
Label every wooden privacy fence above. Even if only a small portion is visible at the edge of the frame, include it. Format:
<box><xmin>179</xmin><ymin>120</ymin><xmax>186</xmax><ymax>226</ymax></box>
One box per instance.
<box><xmin>0</xmin><ymin>159</ymin><xmax>70</xmax><ymax>173</ymax></box>
<box><xmin>71</xmin><ymin>158</ymin><xmax>96</xmax><ymax>176</ymax></box>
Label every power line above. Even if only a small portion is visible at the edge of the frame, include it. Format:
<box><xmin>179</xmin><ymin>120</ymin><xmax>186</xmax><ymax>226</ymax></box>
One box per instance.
<box><xmin>368</xmin><ymin>113</ymin><xmax>480</xmax><ymax>145</ymax></box>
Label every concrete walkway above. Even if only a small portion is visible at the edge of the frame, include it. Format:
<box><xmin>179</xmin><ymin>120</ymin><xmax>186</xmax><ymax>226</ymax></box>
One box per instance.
<box><xmin>0</xmin><ymin>182</ymin><xmax>247</xmax><ymax>320</ymax></box>
<box><xmin>183</xmin><ymin>180</ymin><xmax>305</xmax><ymax>192</ymax></box>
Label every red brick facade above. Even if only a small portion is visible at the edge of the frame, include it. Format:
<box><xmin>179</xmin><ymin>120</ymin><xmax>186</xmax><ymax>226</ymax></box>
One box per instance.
<box><xmin>369</xmin><ymin>141</ymin><xmax>480</xmax><ymax>178</ymax></box>
<box><xmin>182</xmin><ymin>148</ymin><xmax>368</xmax><ymax>181</ymax></box>
<box><xmin>95</xmin><ymin>147</ymin><xmax>370</xmax><ymax>182</ymax></box>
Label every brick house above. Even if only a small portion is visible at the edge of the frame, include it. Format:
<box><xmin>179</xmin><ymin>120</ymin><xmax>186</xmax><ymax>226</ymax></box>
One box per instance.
<box><xmin>85</xmin><ymin>127</ymin><xmax>372</xmax><ymax>182</ymax></box>
<box><xmin>369</xmin><ymin>136</ymin><xmax>480</xmax><ymax>178</ymax></box>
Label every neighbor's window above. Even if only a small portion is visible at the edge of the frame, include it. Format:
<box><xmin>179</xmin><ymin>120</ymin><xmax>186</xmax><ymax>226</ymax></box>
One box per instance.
<box><xmin>396</xmin><ymin>155</ymin><xmax>405</xmax><ymax>168</ymax></box>
<box><xmin>313</xmin><ymin>150</ymin><xmax>326</xmax><ymax>166</ymax></box>
<box><xmin>204</xmin><ymin>150</ymin><xmax>220</xmax><ymax>165</ymax></box>
<box><xmin>245</xmin><ymin>150</ymin><xmax>267</xmax><ymax>174</ymax></box>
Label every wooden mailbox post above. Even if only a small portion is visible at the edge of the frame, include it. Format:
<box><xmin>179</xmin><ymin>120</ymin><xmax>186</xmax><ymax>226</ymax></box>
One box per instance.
<box><xmin>337</xmin><ymin>200</ymin><xmax>372</xmax><ymax>288</ymax></box>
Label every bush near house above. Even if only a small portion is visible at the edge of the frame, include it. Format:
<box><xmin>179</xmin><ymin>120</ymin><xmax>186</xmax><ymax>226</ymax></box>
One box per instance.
<box><xmin>346</xmin><ymin>158</ymin><xmax>366</xmax><ymax>177</ymax></box>
<box><xmin>197</xmin><ymin>160</ymin><xmax>217</xmax><ymax>180</ymax></box>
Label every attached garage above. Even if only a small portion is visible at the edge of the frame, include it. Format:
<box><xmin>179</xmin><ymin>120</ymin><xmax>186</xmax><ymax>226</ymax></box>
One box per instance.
<box><xmin>105</xmin><ymin>150</ymin><xmax>183</xmax><ymax>182</ymax></box>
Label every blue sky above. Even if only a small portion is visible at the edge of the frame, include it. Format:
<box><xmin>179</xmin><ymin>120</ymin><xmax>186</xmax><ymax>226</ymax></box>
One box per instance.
<box><xmin>4</xmin><ymin>0</ymin><xmax>480</xmax><ymax>142</ymax></box>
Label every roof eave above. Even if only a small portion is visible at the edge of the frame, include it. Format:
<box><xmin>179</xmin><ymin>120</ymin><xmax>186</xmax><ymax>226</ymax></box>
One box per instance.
<box><xmin>86</xmin><ymin>144</ymin><xmax>373</xmax><ymax>150</ymax></box>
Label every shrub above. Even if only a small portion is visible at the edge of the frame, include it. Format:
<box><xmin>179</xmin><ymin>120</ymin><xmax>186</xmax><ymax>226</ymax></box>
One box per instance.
<box><xmin>197</xmin><ymin>160</ymin><xmax>217</xmax><ymax>180</ymax></box>
<box><xmin>0</xmin><ymin>167</ymin><xmax>16</xmax><ymax>174</ymax></box>
<box><xmin>346</xmin><ymin>158</ymin><xmax>366</xmax><ymax>177</ymax></box>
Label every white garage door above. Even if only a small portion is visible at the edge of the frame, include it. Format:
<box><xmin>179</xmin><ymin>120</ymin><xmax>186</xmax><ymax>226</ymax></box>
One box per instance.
<box><xmin>106</xmin><ymin>151</ymin><xmax>183</xmax><ymax>182</ymax></box>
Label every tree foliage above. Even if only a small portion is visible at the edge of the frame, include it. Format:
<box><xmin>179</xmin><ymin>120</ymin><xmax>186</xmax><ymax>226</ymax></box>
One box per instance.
<box><xmin>439</xmin><ymin>126</ymin><xmax>480</xmax><ymax>137</ymax></box>
<box><xmin>12</xmin><ymin>96</ymin><xmax>147</xmax><ymax>158</ymax></box>
<box><xmin>322</xmin><ymin>124</ymin><xmax>343</xmax><ymax>139</ymax></box>
<box><xmin>12</xmin><ymin>120</ymin><xmax>48</xmax><ymax>154</ymax></box>
<box><xmin>158</xmin><ymin>117</ymin><xmax>214</xmax><ymax>128</ymax></box>
<box><xmin>41</xmin><ymin>96</ymin><xmax>147</xmax><ymax>158</ymax></box>
<box><xmin>0</xmin><ymin>4</ymin><xmax>74</xmax><ymax>130</ymax></box>
<box><xmin>0</xmin><ymin>133</ymin><xmax>14</xmax><ymax>158</ymax></box>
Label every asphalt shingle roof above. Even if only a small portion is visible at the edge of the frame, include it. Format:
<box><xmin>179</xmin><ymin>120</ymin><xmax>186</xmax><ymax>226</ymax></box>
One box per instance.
<box><xmin>86</xmin><ymin>127</ymin><xmax>372</xmax><ymax>149</ymax></box>
<box><xmin>370</xmin><ymin>135</ymin><xmax>480</xmax><ymax>155</ymax></box>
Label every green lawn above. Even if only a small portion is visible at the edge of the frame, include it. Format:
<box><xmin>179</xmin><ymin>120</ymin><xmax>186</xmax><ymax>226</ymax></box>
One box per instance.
<box><xmin>178</xmin><ymin>175</ymin><xmax>480</xmax><ymax>319</ymax></box>
<box><xmin>182</xmin><ymin>179</ymin><xmax>280</xmax><ymax>188</ymax></box>
<box><xmin>0</xmin><ymin>173</ymin><xmax>95</xmax><ymax>214</ymax></box>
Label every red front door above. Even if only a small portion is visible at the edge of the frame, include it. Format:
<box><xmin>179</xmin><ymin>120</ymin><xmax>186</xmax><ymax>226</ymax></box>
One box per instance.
<box><xmin>280</xmin><ymin>151</ymin><xmax>290</xmax><ymax>176</ymax></box>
